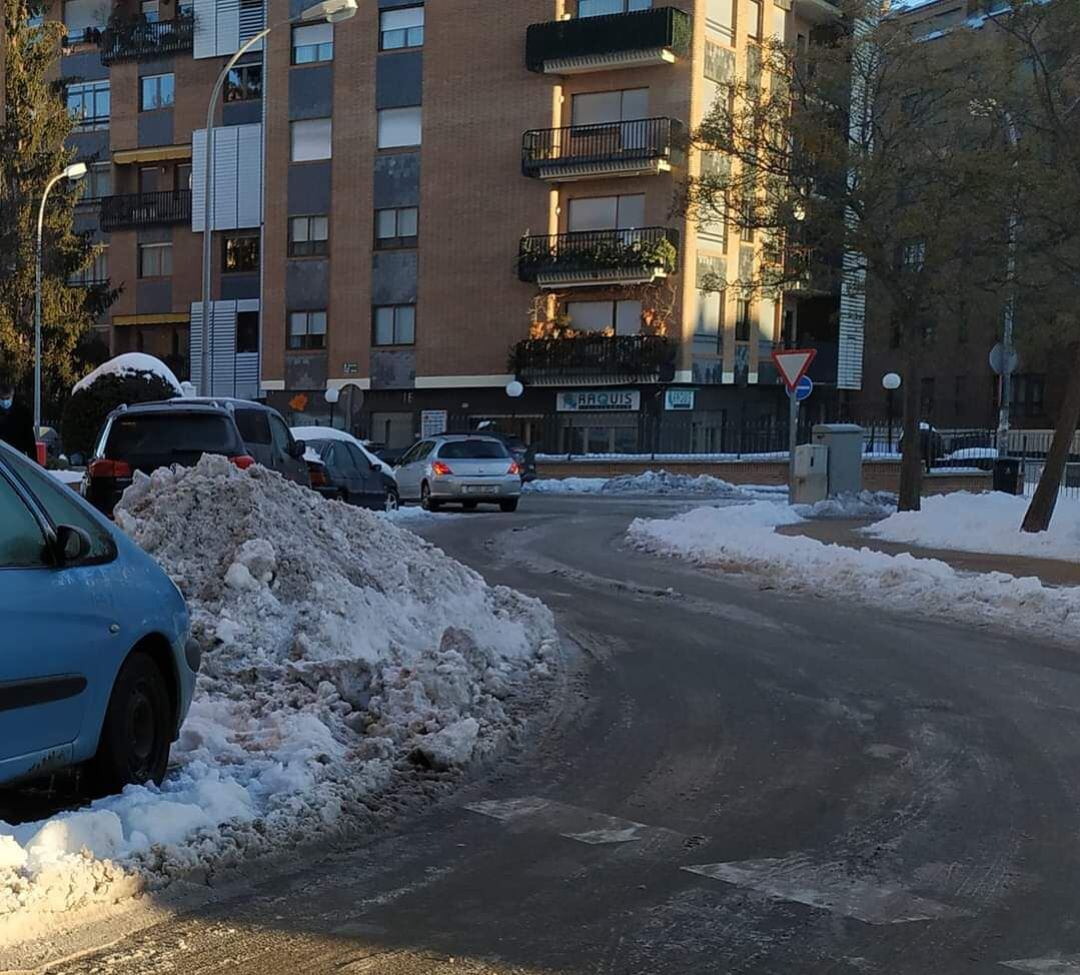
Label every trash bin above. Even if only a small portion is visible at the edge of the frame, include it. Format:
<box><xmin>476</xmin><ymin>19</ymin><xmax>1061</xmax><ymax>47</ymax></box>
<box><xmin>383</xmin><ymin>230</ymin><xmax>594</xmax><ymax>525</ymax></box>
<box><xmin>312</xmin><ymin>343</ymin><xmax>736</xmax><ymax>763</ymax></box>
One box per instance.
<box><xmin>992</xmin><ymin>457</ymin><xmax>1021</xmax><ymax>495</ymax></box>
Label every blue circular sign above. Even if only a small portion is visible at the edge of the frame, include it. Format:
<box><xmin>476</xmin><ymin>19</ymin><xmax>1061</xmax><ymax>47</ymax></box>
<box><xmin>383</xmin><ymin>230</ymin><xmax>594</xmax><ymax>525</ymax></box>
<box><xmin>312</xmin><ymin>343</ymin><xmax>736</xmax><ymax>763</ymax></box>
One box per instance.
<box><xmin>795</xmin><ymin>375</ymin><xmax>814</xmax><ymax>402</ymax></box>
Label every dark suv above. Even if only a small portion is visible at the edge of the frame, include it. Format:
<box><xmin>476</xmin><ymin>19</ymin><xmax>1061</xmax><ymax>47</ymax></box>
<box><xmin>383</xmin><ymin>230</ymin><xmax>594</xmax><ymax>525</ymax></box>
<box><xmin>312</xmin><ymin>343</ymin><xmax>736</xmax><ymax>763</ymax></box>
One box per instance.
<box><xmin>85</xmin><ymin>399</ymin><xmax>308</xmax><ymax>516</ymax></box>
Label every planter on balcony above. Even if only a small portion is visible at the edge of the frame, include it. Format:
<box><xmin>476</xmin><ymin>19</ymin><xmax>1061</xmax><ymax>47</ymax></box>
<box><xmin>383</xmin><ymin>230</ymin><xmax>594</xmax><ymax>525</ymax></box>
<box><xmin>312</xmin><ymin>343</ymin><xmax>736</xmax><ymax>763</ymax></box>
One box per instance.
<box><xmin>98</xmin><ymin>14</ymin><xmax>195</xmax><ymax>65</ymax></box>
<box><xmin>518</xmin><ymin>227</ymin><xmax>679</xmax><ymax>289</ymax></box>
<box><xmin>522</xmin><ymin>117</ymin><xmax>683</xmax><ymax>181</ymax></box>
<box><xmin>526</xmin><ymin>7</ymin><xmax>691</xmax><ymax>75</ymax></box>
<box><xmin>99</xmin><ymin>190</ymin><xmax>192</xmax><ymax>231</ymax></box>
<box><xmin>510</xmin><ymin>333</ymin><xmax>676</xmax><ymax>386</ymax></box>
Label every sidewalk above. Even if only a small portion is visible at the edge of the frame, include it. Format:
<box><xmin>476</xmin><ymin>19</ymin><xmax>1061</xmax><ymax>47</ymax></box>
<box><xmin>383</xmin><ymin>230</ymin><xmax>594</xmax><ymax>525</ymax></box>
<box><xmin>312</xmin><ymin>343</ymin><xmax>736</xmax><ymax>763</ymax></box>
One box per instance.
<box><xmin>777</xmin><ymin>518</ymin><xmax>1080</xmax><ymax>588</ymax></box>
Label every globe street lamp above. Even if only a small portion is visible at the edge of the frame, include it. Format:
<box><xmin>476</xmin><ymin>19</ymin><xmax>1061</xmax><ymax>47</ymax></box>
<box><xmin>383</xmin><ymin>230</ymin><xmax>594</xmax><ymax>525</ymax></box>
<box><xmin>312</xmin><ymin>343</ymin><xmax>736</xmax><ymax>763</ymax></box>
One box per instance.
<box><xmin>36</xmin><ymin>161</ymin><xmax>88</xmax><ymax>439</ymax></box>
<box><xmin>882</xmin><ymin>372</ymin><xmax>901</xmax><ymax>453</ymax></box>
<box><xmin>199</xmin><ymin>0</ymin><xmax>358</xmax><ymax>395</ymax></box>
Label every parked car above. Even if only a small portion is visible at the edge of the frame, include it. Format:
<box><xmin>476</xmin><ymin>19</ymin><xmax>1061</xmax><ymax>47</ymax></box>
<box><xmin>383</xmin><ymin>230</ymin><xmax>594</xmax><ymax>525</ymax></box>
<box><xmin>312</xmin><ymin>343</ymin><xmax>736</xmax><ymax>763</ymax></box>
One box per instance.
<box><xmin>371</xmin><ymin>443</ymin><xmax>410</xmax><ymax>467</ymax></box>
<box><xmin>394</xmin><ymin>434</ymin><xmax>522</xmax><ymax>512</ymax></box>
<box><xmin>445</xmin><ymin>429</ymin><xmax>538</xmax><ymax>482</ymax></box>
<box><xmin>303</xmin><ymin>446</ymin><xmax>335</xmax><ymax>500</ymax></box>
<box><xmin>0</xmin><ymin>440</ymin><xmax>197</xmax><ymax>790</ymax></box>
<box><xmin>292</xmin><ymin>427</ymin><xmax>399</xmax><ymax>510</ymax></box>
<box><xmin>85</xmin><ymin>399</ymin><xmax>309</xmax><ymax>516</ymax></box>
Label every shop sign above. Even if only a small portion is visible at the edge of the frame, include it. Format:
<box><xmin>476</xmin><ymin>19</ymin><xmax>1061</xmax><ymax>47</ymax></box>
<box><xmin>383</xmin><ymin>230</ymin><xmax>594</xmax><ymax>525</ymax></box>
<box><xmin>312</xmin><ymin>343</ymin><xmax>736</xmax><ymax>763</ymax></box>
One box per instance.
<box><xmin>556</xmin><ymin>389</ymin><xmax>641</xmax><ymax>412</ymax></box>
<box><xmin>664</xmin><ymin>389</ymin><xmax>696</xmax><ymax>411</ymax></box>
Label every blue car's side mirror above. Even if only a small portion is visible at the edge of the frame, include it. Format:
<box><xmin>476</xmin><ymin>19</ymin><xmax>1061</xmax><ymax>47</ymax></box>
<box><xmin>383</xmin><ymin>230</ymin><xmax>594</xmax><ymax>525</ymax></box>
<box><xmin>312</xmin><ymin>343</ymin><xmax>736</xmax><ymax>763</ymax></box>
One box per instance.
<box><xmin>55</xmin><ymin>524</ymin><xmax>92</xmax><ymax>565</ymax></box>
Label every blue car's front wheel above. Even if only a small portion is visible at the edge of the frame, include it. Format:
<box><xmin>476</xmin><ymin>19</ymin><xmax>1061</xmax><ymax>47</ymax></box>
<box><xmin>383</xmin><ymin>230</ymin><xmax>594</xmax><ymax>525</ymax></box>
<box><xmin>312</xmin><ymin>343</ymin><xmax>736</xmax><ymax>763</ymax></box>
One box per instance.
<box><xmin>92</xmin><ymin>652</ymin><xmax>172</xmax><ymax>793</ymax></box>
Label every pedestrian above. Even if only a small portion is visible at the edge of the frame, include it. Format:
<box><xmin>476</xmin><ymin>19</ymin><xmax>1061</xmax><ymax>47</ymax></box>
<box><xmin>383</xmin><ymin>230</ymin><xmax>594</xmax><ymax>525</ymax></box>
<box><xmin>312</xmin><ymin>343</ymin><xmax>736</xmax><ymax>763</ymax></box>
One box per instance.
<box><xmin>0</xmin><ymin>381</ymin><xmax>37</xmax><ymax>459</ymax></box>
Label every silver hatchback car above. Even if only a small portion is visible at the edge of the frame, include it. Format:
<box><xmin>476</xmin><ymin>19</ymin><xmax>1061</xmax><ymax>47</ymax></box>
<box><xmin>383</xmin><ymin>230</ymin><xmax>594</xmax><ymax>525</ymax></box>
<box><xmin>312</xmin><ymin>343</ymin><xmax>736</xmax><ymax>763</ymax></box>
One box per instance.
<box><xmin>394</xmin><ymin>435</ymin><xmax>522</xmax><ymax>512</ymax></box>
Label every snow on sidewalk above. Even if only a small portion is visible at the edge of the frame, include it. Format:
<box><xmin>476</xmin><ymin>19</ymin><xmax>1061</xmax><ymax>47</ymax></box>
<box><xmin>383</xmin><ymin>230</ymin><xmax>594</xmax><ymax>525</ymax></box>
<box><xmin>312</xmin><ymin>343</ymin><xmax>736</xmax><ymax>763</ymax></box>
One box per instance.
<box><xmin>862</xmin><ymin>491</ymin><xmax>1080</xmax><ymax>562</ymax></box>
<box><xmin>525</xmin><ymin>469</ymin><xmax>784</xmax><ymax>498</ymax></box>
<box><xmin>0</xmin><ymin>456</ymin><xmax>557</xmax><ymax>932</ymax></box>
<box><xmin>628</xmin><ymin>501</ymin><xmax>1080</xmax><ymax>637</ymax></box>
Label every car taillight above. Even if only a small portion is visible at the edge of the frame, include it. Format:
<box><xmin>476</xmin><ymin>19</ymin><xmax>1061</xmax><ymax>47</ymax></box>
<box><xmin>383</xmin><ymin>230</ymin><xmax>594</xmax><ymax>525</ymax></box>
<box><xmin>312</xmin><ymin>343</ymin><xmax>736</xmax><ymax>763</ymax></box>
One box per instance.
<box><xmin>309</xmin><ymin>467</ymin><xmax>327</xmax><ymax>487</ymax></box>
<box><xmin>431</xmin><ymin>461</ymin><xmax>453</xmax><ymax>477</ymax></box>
<box><xmin>230</xmin><ymin>455</ymin><xmax>256</xmax><ymax>470</ymax></box>
<box><xmin>88</xmin><ymin>458</ymin><xmax>132</xmax><ymax>479</ymax></box>
<box><xmin>507</xmin><ymin>460</ymin><xmax>521</xmax><ymax>476</ymax></box>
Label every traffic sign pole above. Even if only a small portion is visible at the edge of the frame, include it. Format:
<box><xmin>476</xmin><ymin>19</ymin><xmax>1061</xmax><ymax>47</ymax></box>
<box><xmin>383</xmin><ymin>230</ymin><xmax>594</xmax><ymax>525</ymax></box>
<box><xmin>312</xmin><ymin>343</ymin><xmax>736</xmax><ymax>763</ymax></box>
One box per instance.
<box><xmin>771</xmin><ymin>349</ymin><xmax>817</xmax><ymax>504</ymax></box>
<box><xmin>788</xmin><ymin>387</ymin><xmax>798</xmax><ymax>500</ymax></box>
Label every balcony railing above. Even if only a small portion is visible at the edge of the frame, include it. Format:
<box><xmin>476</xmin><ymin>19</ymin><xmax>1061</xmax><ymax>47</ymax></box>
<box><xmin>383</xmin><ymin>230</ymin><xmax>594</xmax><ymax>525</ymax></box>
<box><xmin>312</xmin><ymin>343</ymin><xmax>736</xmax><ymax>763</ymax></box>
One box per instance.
<box><xmin>526</xmin><ymin>7</ymin><xmax>691</xmax><ymax>74</ymax></box>
<box><xmin>522</xmin><ymin>117</ymin><xmax>683</xmax><ymax>180</ymax></box>
<box><xmin>518</xmin><ymin>227</ymin><xmax>680</xmax><ymax>286</ymax></box>
<box><xmin>98</xmin><ymin>14</ymin><xmax>195</xmax><ymax>65</ymax></box>
<box><xmin>510</xmin><ymin>333</ymin><xmax>676</xmax><ymax>385</ymax></box>
<box><xmin>99</xmin><ymin>190</ymin><xmax>192</xmax><ymax>231</ymax></box>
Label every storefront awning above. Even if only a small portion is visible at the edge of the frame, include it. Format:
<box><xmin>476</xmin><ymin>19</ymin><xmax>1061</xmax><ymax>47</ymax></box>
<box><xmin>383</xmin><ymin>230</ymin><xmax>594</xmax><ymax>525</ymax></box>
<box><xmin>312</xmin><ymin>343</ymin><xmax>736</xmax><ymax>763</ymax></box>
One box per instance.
<box><xmin>112</xmin><ymin>144</ymin><xmax>192</xmax><ymax>165</ymax></box>
<box><xmin>111</xmin><ymin>313</ymin><xmax>190</xmax><ymax>327</ymax></box>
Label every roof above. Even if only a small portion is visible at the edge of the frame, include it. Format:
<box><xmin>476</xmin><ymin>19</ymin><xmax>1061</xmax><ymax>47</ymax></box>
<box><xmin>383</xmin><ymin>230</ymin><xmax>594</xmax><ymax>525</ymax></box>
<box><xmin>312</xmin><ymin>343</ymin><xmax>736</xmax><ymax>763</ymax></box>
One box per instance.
<box><xmin>107</xmin><ymin>400</ymin><xmax>234</xmax><ymax>419</ymax></box>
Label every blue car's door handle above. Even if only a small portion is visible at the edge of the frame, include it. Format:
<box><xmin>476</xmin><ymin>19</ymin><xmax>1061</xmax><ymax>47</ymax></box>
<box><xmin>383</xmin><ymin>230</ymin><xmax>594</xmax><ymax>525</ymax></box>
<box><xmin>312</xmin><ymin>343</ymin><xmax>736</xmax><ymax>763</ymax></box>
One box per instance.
<box><xmin>0</xmin><ymin>675</ymin><xmax>87</xmax><ymax>711</ymax></box>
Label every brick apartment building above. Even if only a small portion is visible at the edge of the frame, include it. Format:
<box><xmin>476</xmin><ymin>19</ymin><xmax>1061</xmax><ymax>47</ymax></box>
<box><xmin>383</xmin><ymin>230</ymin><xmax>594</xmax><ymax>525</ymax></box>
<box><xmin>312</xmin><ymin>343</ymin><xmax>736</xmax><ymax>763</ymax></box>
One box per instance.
<box><xmin>50</xmin><ymin>0</ymin><xmax>847</xmax><ymax>452</ymax></box>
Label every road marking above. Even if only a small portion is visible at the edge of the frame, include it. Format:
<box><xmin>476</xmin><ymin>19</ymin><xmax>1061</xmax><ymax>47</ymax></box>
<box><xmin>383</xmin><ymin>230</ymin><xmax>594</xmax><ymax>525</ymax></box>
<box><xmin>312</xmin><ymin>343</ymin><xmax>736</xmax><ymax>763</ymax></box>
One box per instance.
<box><xmin>682</xmin><ymin>858</ymin><xmax>967</xmax><ymax>925</ymax></box>
<box><xmin>465</xmin><ymin>797</ymin><xmax>688</xmax><ymax>847</ymax></box>
<box><xmin>1001</xmin><ymin>959</ymin><xmax>1080</xmax><ymax>974</ymax></box>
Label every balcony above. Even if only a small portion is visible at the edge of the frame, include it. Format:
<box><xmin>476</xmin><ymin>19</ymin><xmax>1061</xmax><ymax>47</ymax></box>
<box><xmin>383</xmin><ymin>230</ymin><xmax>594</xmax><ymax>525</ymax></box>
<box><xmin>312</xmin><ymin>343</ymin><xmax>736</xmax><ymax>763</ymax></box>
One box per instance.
<box><xmin>518</xmin><ymin>227</ymin><xmax>679</xmax><ymax>289</ymax></box>
<box><xmin>522</xmin><ymin>117</ymin><xmax>683</xmax><ymax>182</ymax></box>
<box><xmin>526</xmin><ymin>7</ymin><xmax>691</xmax><ymax>75</ymax></box>
<box><xmin>793</xmin><ymin>0</ymin><xmax>841</xmax><ymax>25</ymax></box>
<box><xmin>99</xmin><ymin>190</ymin><xmax>192</xmax><ymax>231</ymax></box>
<box><xmin>510</xmin><ymin>333</ymin><xmax>676</xmax><ymax>386</ymax></box>
<box><xmin>98</xmin><ymin>14</ymin><xmax>195</xmax><ymax>65</ymax></box>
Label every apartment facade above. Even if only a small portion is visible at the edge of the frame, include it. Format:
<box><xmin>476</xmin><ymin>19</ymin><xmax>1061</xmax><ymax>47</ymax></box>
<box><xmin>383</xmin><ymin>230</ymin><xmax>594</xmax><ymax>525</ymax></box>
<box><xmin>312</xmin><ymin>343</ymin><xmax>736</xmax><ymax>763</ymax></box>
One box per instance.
<box><xmin>54</xmin><ymin>0</ymin><xmax>846</xmax><ymax>451</ymax></box>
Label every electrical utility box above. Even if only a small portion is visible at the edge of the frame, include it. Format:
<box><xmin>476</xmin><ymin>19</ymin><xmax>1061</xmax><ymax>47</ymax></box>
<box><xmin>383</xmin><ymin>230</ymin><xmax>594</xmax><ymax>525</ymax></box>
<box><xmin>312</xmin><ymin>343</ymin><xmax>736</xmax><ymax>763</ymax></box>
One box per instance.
<box><xmin>792</xmin><ymin>444</ymin><xmax>828</xmax><ymax>504</ymax></box>
<box><xmin>812</xmin><ymin>424</ymin><xmax>864</xmax><ymax>496</ymax></box>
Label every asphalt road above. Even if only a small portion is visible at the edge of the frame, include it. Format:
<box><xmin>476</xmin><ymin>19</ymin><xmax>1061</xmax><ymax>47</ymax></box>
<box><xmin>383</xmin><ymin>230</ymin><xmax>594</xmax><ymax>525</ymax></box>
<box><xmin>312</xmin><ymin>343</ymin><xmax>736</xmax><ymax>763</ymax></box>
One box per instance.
<box><xmin>32</xmin><ymin>494</ymin><xmax>1080</xmax><ymax>975</ymax></box>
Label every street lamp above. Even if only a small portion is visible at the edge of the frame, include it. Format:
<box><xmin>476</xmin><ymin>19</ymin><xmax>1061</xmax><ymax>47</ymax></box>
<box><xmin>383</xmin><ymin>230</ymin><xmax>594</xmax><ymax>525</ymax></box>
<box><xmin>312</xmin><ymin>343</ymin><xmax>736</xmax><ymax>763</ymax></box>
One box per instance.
<box><xmin>199</xmin><ymin>0</ymin><xmax>358</xmax><ymax>396</ymax></box>
<box><xmin>325</xmin><ymin>385</ymin><xmax>340</xmax><ymax>426</ymax></box>
<box><xmin>35</xmin><ymin>161</ymin><xmax>87</xmax><ymax>437</ymax></box>
<box><xmin>882</xmin><ymin>372</ymin><xmax>901</xmax><ymax>453</ymax></box>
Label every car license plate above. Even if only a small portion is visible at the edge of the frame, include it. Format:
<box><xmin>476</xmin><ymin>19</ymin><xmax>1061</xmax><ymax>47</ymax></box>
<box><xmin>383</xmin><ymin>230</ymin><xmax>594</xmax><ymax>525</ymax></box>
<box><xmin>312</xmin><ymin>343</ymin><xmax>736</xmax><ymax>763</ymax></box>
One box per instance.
<box><xmin>463</xmin><ymin>486</ymin><xmax>497</xmax><ymax>495</ymax></box>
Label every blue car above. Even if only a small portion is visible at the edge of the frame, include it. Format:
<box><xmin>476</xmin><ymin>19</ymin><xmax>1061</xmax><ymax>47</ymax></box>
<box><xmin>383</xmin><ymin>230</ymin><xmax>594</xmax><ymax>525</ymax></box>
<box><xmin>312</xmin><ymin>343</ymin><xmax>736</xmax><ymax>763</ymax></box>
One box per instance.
<box><xmin>0</xmin><ymin>441</ymin><xmax>197</xmax><ymax>791</ymax></box>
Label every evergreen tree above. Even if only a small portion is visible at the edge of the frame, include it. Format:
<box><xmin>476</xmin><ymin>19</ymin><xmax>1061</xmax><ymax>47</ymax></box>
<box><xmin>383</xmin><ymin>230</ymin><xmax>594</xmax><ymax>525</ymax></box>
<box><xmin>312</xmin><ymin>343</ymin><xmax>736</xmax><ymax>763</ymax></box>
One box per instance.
<box><xmin>0</xmin><ymin>0</ymin><xmax>115</xmax><ymax>414</ymax></box>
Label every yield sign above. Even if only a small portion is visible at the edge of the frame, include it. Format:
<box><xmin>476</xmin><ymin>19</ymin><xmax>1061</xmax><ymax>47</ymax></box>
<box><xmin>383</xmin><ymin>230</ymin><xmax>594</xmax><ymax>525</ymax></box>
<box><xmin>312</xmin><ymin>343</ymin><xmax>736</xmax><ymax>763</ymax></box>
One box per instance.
<box><xmin>771</xmin><ymin>348</ymin><xmax>817</xmax><ymax>393</ymax></box>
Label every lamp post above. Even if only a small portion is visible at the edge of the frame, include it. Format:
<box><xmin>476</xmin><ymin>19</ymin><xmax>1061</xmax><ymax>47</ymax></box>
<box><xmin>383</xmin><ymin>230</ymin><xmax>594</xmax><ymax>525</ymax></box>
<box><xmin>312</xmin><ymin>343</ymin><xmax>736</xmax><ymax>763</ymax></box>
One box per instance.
<box><xmin>882</xmin><ymin>372</ymin><xmax>901</xmax><ymax>454</ymax></box>
<box><xmin>325</xmin><ymin>385</ymin><xmax>340</xmax><ymax>427</ymax></box>
<box><xmin>199</xmin><ymin>0</ymin><xmax>358</xmax><ymax>396</ymax></box>
<box><xmin>36</xmin><ymin>161</ymin><xmax>88</xmax><ymax>437</ymax></box>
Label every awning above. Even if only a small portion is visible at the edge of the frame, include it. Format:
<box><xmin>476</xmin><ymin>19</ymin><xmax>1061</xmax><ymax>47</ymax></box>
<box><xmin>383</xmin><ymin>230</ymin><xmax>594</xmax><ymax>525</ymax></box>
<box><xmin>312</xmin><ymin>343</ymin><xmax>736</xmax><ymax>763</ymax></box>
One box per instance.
<box><xmin>111</xmin><ymin>313</ymin><xmax>190</xmax><ymax>327</ymax></box>
<box><xmin>112</xmin><ymin>144</ymin><xmax>192</xmax><ymax>165</ymax></box>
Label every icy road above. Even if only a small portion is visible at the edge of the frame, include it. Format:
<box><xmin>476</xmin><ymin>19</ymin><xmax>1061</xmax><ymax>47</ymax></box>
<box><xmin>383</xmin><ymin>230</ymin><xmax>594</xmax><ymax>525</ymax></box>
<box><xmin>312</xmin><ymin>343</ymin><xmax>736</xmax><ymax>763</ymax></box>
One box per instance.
<box><xmin>20</xmin><ymin>493</ymin><xmax>1080</xmax><ymax>975</ymax></box>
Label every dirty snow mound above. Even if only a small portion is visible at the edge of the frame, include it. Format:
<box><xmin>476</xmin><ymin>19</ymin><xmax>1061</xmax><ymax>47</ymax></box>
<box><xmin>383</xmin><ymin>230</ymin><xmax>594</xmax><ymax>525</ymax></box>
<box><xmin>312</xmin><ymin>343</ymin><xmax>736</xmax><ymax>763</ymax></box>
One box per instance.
<box><xmin>796</xmin><ymin>490</ymin><xmax>896</xmax><ymax>520</ymax></box>
<box><xmin>0</xmin><ymin>455</ymin><xmax>556</xmax><ymax>930</ymax></box>
<box><xmin>526</xmin><ymin>469</ymin><xmax>751</xmax><ymax>497</ymax></box>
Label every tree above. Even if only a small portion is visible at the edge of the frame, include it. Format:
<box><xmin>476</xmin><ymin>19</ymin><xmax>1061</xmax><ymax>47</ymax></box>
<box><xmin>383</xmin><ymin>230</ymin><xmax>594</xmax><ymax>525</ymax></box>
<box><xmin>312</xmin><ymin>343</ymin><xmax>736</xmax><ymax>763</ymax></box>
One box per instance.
<box><xmin>0</xmin><ymin>0</ymin><xmax>115</xmax><ymax>413</ymax></box>
<box><xmin>680</xmin><ymin>0</ymin><xmax>1014</xmax><ymax>510</ymax></box>
<box><xmin>61</xmin><ymin>369</ymin><xmax>179</xmax><ymax>458</ymax></box>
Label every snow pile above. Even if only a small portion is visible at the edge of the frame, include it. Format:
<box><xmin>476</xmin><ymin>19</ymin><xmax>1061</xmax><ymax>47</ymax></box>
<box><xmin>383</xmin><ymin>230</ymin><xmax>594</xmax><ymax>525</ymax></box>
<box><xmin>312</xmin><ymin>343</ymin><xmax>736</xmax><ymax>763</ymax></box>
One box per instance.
<box><xmin>628</xmin><ymin>502</ymin><xmax>1080</xmax><ymax>636</ymax></box>
<box><xmin>863</xmin><ymin>491</ymin><xmax>1080</xmax><ymax>562</ymax></box>
<box><xmin>526</xmin><ymin>470</ymin><xmax>753</xmax><ymax>497</ymax></box>
<box><xmin>796</xmin><ymin>490</ymin><xmax>896</xmax><ymax>520</ymax></box>
<box><xmin>0</xmin><ymin>456</ymin><xmax>556</xmax><ymax>924</ymax></box>
<box><xmin>71</xmin><ymin>353</ymin><xmax>182</xmax><ymax>395</ymax></box>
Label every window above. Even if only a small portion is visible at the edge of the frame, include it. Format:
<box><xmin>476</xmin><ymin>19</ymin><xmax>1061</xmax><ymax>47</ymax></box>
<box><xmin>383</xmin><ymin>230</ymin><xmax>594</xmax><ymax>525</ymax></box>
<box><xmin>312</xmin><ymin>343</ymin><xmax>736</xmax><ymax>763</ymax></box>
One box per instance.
<box><xmin>375</xmin><ymin>206</ymin><xmax>418</xmax><ymax>248</ymax></box>
<box><xmin>269</xmin><ymin>416</ymin><xmax>295</xmax><ymax>459</ymax></box>
<box><xmin>67</xmin><ymin>80</ymin><xmax>109</xmax><ymax>130</ymax></box>
<box><xmin>567</xmin><ymin>193</ymin><xmax>644</xmax><ymax>231</ymax></box>
<box><xmin>377</xmin><ymin>107</ymin><xmax>422</xmax><ymax>149</ymax></box>
<box><xmin>292</xmin><ymin>22</ymin><xmax>333</xmax><ymax>64</ymax></box>
<box><xmin>438</xmin><ymin>440</ymin><xmax>509</xmax><ymax>460</ymax></box>
<box><xmin>140</xmin><ymin>73</ymin><xmax>175</xmax><ymax>111</ymax></box>
<box><xmin>380</xmin><ymin>6</ymin><xmax>423</xmax><ymax>49</ymax></box>
<box><xmin>1011</xmin><ymin>374</ymin><xmax>1046</xmax><ymax>418</ymax></box>
<box><xmin>141</xmin><ymin>0</ymin><xmax>159</xmax><ymax>21</ymax></box>
<box><xmin>579</xmin><ymin>0</ymin><xmax>651</xmax><ymax>16</ymax></box>
<box><xmin>735</xmin><ymin>299</ymin><xmax>751</xmax><ymax>341</ymax></box>
<box><xmin>291</xmin><ymin>118</ymin><xmax>332</xmax><ymax>161</ymax></box>
<box><xmin>177</xmin><ymin>163</ymin><xmax>192</xmax><ymax>191</ymax></box>
<box><xmin>225</xmin><ymin>63</ymin><xmax>262</xmax><ymax>102</ymax></box>
<box><xmin>739</xmin><ymin>192</ymin><xmax>754</xmax><ymax>242</ymax></box>
<box><xmin>63</xmin><ymin>0</ymin><xmax>106</xmax><ymax>41</ymax></box>
<box><xmin>69</xmin><ymin>247</ymin><xmax>108</xmax><ymax>287</ymax></box>
<box><xmin>5</xmin><ymin>452</ymin><xmax>116</xmax><ymax>563</ymax></box>
<box><xmin>565</xmin><ymin>300</ymin><xmax>641</xmax><ymax>335</ymax></box>
<box><xmin>746</xmin><ymin>0</ymin><xmax>762</xmax><ymax>37</ymax></box>
<box><xmin>696</xmin><ymin>288</ymin><xmax>725</xmax><ymax>337</ymax></box>
<box><xmin>139</xmin><ymin>166</ymin><xmax>160</xmax><ymax>193</ymax></box>
<box><xmin>289</xmin><ymin>215</ymin><xmax>329</xmax><ymax>256</ymax></box>
<box><xmin>288</xmin><ymin>310</ymin><xmax>327</xmax><ymax>350</ymax></box>
<box><xmin>83</xmin><ymin>162</ymin><xmax>111</xmax><ymax>200</ymax></box>
<box><xmin>373</xmin><ymin>305</ymin><xmax>416</xmax><ymax>346</ymax></box>
<box><xmin>0</xmin><ymin>471</ymin><xmax>47</xmax><ymax>568</ymax></box>
<box><xmin>223</xmin><ymin>235</ymin><xmax>259</xmax><ymax>273</ymax></box>
<box><xmin>236</xmin><ymin>311</ymin><xmax>259</xmax><ymax>354</ymax></box>
<box><xmin>571</xmin><ymin>88</ymin><xmax>648</xmax><ymax>126</ymax></box>
<box><xmin>138</xmin><ymin>242</ymin><xmax>172</xmax><ymax>278</ymax></box>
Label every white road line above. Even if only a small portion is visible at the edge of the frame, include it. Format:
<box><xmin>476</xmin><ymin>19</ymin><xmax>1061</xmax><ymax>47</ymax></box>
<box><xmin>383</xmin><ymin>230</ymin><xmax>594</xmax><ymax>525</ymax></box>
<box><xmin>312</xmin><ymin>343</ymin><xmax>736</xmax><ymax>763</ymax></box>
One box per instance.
<box><xmin>465</xmin><ymin>797</ymin><xmax>687</xmax><ymax>846</ymax></box>
<box><xmin>682</xmin><ymin>858</ymin><xmax>968</xmax><ymax>925</ymax></box>
<box><xmin>1001</xmin><ymin>959</ymin><xmax>1080</xmax><ymax>974</ymax></box>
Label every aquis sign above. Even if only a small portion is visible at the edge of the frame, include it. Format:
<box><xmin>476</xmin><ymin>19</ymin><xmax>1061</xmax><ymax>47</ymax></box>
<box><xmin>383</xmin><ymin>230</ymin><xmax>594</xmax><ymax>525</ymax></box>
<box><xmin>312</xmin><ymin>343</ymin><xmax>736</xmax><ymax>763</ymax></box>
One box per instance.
<box><xmin>556</xmin><ymin>389</ymin><xmax>642</xmax><ymax>412</ymax></box>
